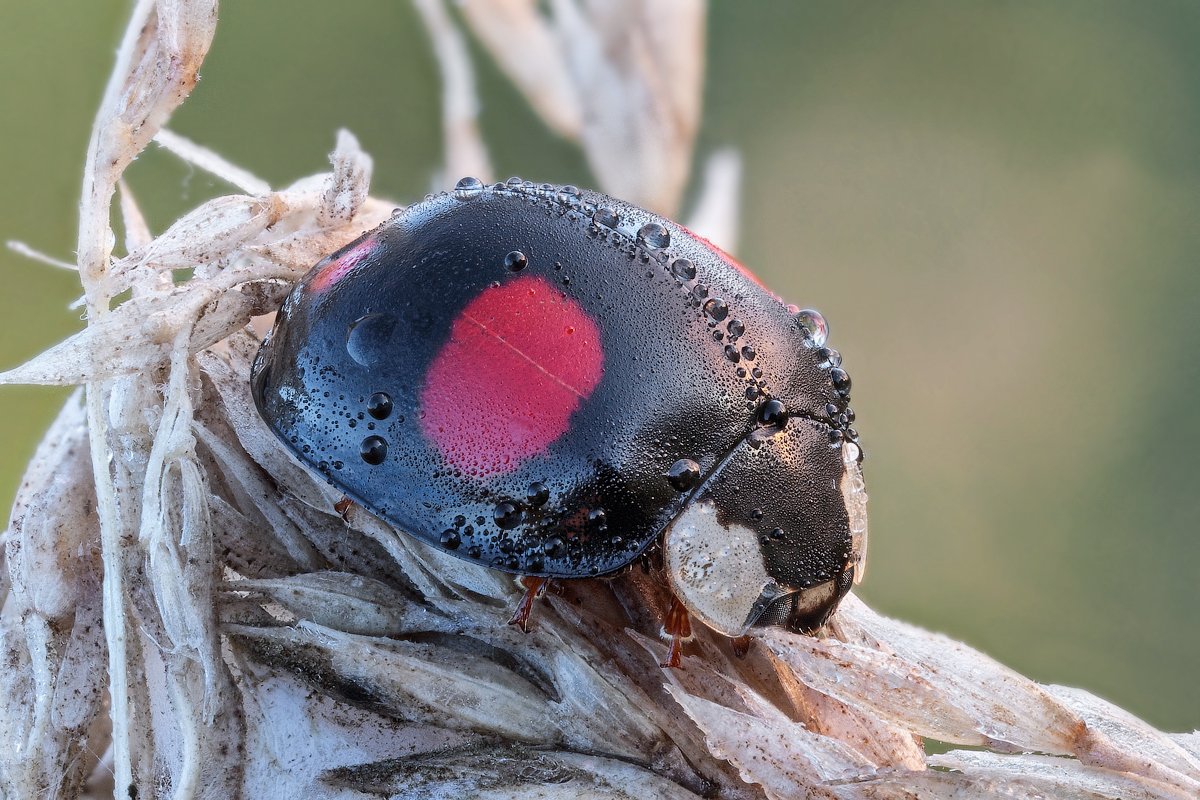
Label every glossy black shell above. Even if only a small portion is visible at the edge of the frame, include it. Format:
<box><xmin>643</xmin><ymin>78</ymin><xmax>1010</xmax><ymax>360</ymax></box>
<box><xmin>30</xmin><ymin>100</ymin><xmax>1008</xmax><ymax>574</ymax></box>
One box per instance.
<box><xmin>252</xmin><ymin>180</ymin><xmax>860</xmax><ymax>585</ymax></box>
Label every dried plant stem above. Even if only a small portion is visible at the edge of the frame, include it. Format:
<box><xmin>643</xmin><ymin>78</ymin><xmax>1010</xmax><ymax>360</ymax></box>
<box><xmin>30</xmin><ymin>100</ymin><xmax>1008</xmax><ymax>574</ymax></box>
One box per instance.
<box><xmin>74</xmin><ymin>1</ymin><xmax>218</xmax><ymax>793</ymax></box>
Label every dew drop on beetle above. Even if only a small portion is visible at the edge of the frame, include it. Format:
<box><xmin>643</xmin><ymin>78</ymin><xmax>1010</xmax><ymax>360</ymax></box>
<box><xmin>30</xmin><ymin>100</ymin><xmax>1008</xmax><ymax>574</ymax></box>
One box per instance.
<box><xmin>453</xmin><ymin>176</ymin><xmax>484</xmax><ymax>201</ymax></box>
<box><xmin>667</xmin><ymin>458</ymin><xmax>702</xmax><ymax>492</ymax></box>
<box><xmin>795</xmin><ymin>308</ymin><xmax>828</xmax><ymax>347</ymax></box>
<box><xmin>367</xmin><ymin>392</ymin><xmax>393</xmax><ymax>420</ymax></box>
<box><xmin>359</xmin><ymin>435</ymin><xmax>388</xmax><ymax>465</ymax></box>
<box><xmin>505</xmin><ymin>250</ymin><xmax>528</xmax><ymax>271</ymax></box>
<box><xmin>637</xmin><ymin>222</ymin><xmax>671</xmax><ymax>249</ymax></box>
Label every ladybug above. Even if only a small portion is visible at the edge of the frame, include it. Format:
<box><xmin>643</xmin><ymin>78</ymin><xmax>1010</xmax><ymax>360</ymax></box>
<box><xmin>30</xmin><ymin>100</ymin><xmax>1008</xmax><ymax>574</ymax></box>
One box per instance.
<box><xmin>252</xmin><ymin>177</ymin><xmax>868</xmax><ymax>665</ymax></box>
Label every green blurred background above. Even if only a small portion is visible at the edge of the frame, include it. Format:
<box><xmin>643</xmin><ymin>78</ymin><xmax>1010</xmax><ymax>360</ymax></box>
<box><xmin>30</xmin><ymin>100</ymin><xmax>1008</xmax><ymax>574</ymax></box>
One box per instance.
<box><xmin>1</xmin><ymin>2</ymin><xmax>1196</xmax><ymax>730</ymax></box>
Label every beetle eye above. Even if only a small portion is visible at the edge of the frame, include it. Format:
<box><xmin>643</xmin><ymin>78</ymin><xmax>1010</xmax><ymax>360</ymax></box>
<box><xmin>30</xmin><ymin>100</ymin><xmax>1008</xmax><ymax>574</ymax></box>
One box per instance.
<box><xmin>750</xmin><ymin>592</ymin><xmax>796</xmax><ymax>628</ymax></box>
<box><xmin>749</xmin><ymin>578</ymin><xmax>841</xmax><ymax>633</ymax></box>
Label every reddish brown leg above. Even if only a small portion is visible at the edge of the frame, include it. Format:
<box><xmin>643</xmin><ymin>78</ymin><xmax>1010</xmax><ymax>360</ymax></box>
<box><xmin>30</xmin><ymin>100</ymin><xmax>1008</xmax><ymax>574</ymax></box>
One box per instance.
<box><xmin>660</xmin><ymin>595</ymin><xmax>693</xmax><ymax>668</ymax></box>
<box><xmin>334</xmin><ymin>496</ymin><xmax>354</xmax><ymax>521</ymax></box>
<box><xmin>507</xmin><ymin>576</ymin><xmax>549</xmax><ymax>633</ymax></box>
<box><xmin>731</xmin><ymin>635</ymin><xmax>753</xmax><ymax>659</ymax></box>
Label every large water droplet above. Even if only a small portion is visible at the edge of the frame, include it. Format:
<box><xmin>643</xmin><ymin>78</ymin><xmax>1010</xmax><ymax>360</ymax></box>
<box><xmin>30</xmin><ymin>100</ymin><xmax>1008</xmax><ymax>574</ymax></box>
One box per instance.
<box><xmin>795</xmin><ymin>308</ymin><xmax>828</xmax><ymax>347</ymax></box>
<box><xmin>505</xmin><ymin>250</ymin><xmax>528</xmax><ymax>271</ymax></box>
<box><xmin>830</xmin><ymin>367</ymin><xmax>852</xmax><ymax>394</ymax></box>
<box><xmin>454</xmin><ymin>176</ymin><xmax>484</xmax><ymax>201</ymax></box>
<box><xmin>817</xmin><ymin>347</ymin><xmax>842</xmax><ymax>368</ymax></box>
<box><xmin>347</xmin><ymin>313</ymin><xmax>397</xmax><ymax>367</ymax></box>
<box><xmin>527</xmin><ymin>482</ymin><xmax>550</xmax><ymax>507</ymax></box>
<box><xmin>543</xmin><ymin>536</ymin><xmax>566</xmax><ymax>558</ymax></box>
<box><xmin>667</xmin><ymin>458</ymin><xmax>701</xmax><ymax>492</ymax></box>
<box><xmin>671</xmin><ymin>257</ymin><xmax>696</xmax><ymax>281</ymax></box>
<box><xmin>727</xmin><ymin>319</ymin><xmax>745</xmax><ymax>338</ymax></box>
<box><xmin>360</xmin><ymin>435</ymin><xmax>388</xmax><ymax>465</ymax></box>
<box><xmin>757</xmin><ymin>399</ymin><xmax>789</xmax><ymax>428</ymax></box>
<box><xmin>440</xmin><ymin>529</ymin><xmax>462</xmax><ymax>549</ymax></box>
<box><xmin>637</xmin><ymin>222</ymin><xmax>671</xmax><ymax>249</ymax></box>
<box><xmin>703</xmin><ymin>297</ymin><xmax>729</xmax><ymax>322</ymax></box>
<box><xmin>556</xmin><ymin>184</ymin><xmax>581</xmax><ymax>204</ymax></box>
<box><xmin>593</xmin><ymin>207</ymin><xmax>619</xmax><ymax>228</ymax></box>
<box><xmin>367</xmin><ymin>392</ymin><xmax>393</xmax><ymax>420</ymax></box>
<box><xmin>493</xmin><ymin>501</ymin><xmax>524</xmax><ymax>530</ymax></box>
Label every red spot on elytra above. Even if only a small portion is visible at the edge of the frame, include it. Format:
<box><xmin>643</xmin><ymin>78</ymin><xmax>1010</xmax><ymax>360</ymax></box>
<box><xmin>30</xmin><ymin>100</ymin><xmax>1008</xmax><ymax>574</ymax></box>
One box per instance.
<box><xmin>420</xmin><ymin>275</ymin><xmax>604</xmax><ymax>477</ymax></box>
<box><xmin>308</xmin><ymin>237</ymin><xmax>376</xmax><ymax>294</ymax></box>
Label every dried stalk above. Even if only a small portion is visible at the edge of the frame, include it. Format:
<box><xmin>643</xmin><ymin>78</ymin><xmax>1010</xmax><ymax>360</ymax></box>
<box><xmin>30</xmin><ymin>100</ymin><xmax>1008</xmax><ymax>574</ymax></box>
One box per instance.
<box><xmin>1</xmin><ymin>1</ymin><xmax>1195</xmax><ymax>799</ymax></box>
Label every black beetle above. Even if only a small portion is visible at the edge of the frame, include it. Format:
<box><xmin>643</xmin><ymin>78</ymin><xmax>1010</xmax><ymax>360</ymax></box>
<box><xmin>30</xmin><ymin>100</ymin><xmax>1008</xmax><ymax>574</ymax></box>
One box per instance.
<box><xmin>252</xmin><ymin>177</ymin><xmax>867</xmax><ymax>663</ymax></box>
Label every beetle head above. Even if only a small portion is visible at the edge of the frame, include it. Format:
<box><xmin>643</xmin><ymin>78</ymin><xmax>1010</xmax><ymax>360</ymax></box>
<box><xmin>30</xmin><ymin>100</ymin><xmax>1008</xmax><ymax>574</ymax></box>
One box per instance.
<box><xmin>663</xmin><ymin>426</ymin><xmax>867</xmax><ymax>638</ymax></box>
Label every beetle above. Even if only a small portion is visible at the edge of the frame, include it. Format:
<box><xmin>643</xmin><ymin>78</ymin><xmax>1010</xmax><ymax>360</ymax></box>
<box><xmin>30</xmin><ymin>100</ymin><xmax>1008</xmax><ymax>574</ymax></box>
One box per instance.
<box><xmin>251</xmin><ymin>177</ymin><xmax>868</xmax><ymax>666</ymax></box>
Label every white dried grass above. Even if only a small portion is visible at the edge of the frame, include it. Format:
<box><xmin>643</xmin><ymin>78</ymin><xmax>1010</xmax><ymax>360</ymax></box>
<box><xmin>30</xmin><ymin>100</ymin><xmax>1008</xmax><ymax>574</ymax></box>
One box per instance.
<box><xmin>1</xmin><ymin>1</ymin><xmax>1195</xmax><ymax>798</ymax></box>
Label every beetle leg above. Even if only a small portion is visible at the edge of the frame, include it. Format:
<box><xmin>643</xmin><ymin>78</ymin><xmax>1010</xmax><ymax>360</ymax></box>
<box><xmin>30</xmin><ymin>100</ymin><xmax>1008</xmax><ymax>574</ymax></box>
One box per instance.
<box><xmin>333</xmin><ymin>496</ymin><xmax>354</xmax><ymax>522</ymax></box>
<box><xmin>507</xmin><ymin>576</ymin><xmax>549</xmax><ymax>633</ymax></box>
<box><xmin>660</xmin><ymin>595</ymin><xmax>693</xmax><ymax>668</ymax></box>
<box><xmin>731</xmin><ymin>635</ymin><xmax>753</xmax><ymax>659</ymax></box>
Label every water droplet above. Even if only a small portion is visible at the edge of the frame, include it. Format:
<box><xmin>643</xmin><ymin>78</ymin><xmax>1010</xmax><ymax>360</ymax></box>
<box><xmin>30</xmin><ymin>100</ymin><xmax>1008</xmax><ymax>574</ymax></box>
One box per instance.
<box><xmin>556</xmin><ymin>184</ymin><xmax>581</xmax><ymax>204</ymax></box>
<box><xmin>795</xmin><ymin>308</ymin><xmax>828</xmax><ymax>347</ymax></box>
<box><xmin>671</xmin><ymin>257</ymin><xmax>696</xmax><ymax>280</ymax></box>
<box><xmin>751</xmin><ymin>509</ymin><xmax>764</xmax><ymax>520</ymax></box>
<box><xmin>830</xmin><ymin>367</ymin><xmax>852</xmax><ymax>394</ymax></box>
<box><xmin>703</xmin><ymin>297</ymin><xmax>729</xmax><ymax>322</ymax></box>
<box><xmin>741</xmin><ymin>345</ymin><xmax>756</xmax><ymax>361</ymax></box>
<box><xmin>453</xmin><ymin>176</ymin><xmax>484</xmax><ymax>201</ymax></box>
<box><xmin>493</xmin><ymin>501</ymin><xmax>524</xmax><ymax>529</ymax></box>
<box><xmin>440</xmin><ymin>529</ymin><xmax>461</xmax><ymax>549</ymax></box>
<box><xmin>769</xmin><ymin>527</ymin><xmax>785</xmax><ymax>540</ymax></box>
<box><xmin>818</xmin><ymin>347</ymin><xmax>842</xmax><ymax>367</ymax></box>
<box><xmin>367</xmin><ymin>392</ymin><xmax>393</xmax><ymax>420</ymax></box>
<box><xmin>745</xmin><ymin>385</ymin><xmax>761</xmax><ymax>400</ymax></box>
<box><xmin>587</xmin><ymin>508</ymin><xmax>608</xmax><ymax>530</ymax></box>
<box><xmin>593</xmin><ymin>207</ymin><xmax>619</xmax><ymax>228</ymax></box>
<box><xmin>543</xmin><ymin>537</ymin><xmax>566</xmax><ymax>558</ymax></box>
<box><xmin>757</xmin><ymin>399</ymin><xmax>789</xmax><ymax>428</ymax></box>
<box><xmin>667</xmin><ymin>458</ymin><xmax>701</xmax><ymax>492</ymax></box>
<box><xmin>505</xmin><ymin>250</ymin><xmax>528</xmax><ymax>271</ymax></box>
<box><xmin>727</xmin><ymin>319</ymin><xmax>745</xmax><ymax>338</ymax></box>
<box><xmin>527</xmin><ymin>482</ymin><xmax>550</xmax><ymax>507</ymax></box>
<box><xmin>845</xmin><ymin>407</ymin><xmax>856</xmax><ymax>423</ymax></box>
<box><xmin>360</xmin><ymin>435</ymin><xmax>388</xmax><ymax>465</ymax></box>
<box><xmin>346</xmin><ymin>313</ymin><xmax>397</xmax><ymax>367</ymax></box>
<box><xmin>506</xmin><ymin>176</ymin><xmax>523</xmax><ymax>187</ymax></box>
<box><xmin>636</xmin><ymin>222</ymin><xmax>671</xmax><ymax>249</ymax></box>
<box><xmin>828</xmin><ymin>429</ymin><xmax>845</xmax><ymax>444</ymax></box>
<box><xmin>724</xmin><ymin>344</ymin><xmax>741</xmax><ymax>363</ymax></box>
<box><xmin>692</xmin><ymin>283</ymin><xmax>710</xmax><ymax>300</ymax></box>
